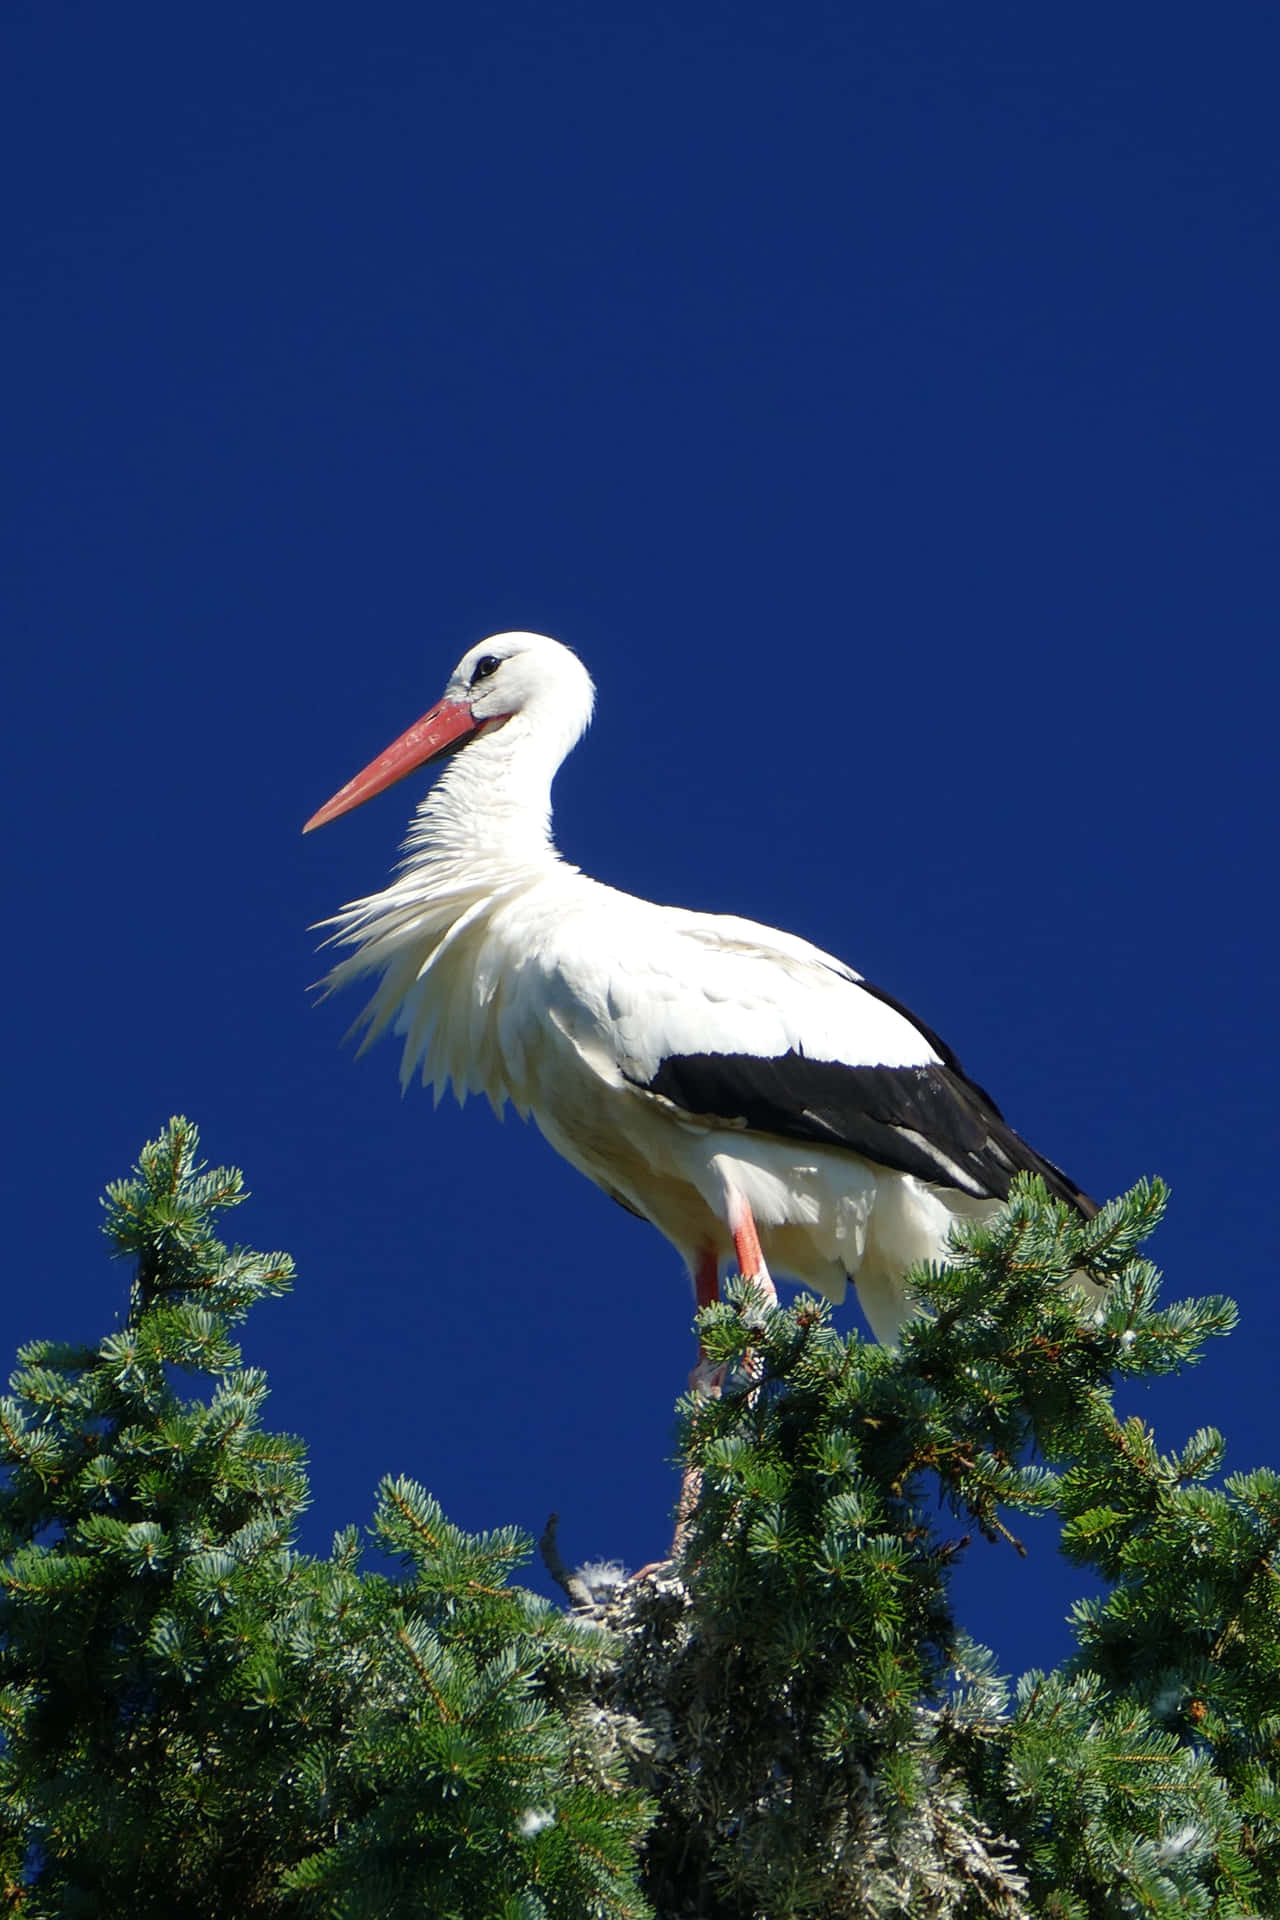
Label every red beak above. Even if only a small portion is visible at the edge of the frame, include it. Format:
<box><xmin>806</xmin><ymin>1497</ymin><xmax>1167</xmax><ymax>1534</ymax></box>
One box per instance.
<box><xmin>303</xmin><ymin>697</ymin><xmax>479</xmax><ymax>832</ymax></box>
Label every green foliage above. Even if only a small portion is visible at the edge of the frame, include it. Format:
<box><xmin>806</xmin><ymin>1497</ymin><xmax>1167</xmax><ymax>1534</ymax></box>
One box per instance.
<box><xmin>602</xmin><ymin>1174</ymin><xmax>1266</xmax><ymax>1919</ymax></box>
<box><xmin>1</xmin><ymin>1124</ymin><xmax>1276</xmax><ymax>1920</ymax></box>
<box><xmin>0</xmin><ymin>1120</ymin><xmax>650</xmax><ymax>1918</ymax></box>
<box><xmin>282</xmin><ymin>1477</ymin><xmax>649</xmax><ymax>1919</ymax></box>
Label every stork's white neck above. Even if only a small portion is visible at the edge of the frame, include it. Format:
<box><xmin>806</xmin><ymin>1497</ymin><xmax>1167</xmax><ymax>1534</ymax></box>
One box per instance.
<box><xmin>398</xmin><ymin>710</ymin><xmax>570</xmax><ymax>884</ymax></box>
<box><xmin>321</xmin><ymin>722</ymin><xmax>572</xmax><ymax>1092</ymax></box>
<box><xmin>319</xmin><ymin>633</ymin><xmax>596</xmax><ymax>1100</ymax></box>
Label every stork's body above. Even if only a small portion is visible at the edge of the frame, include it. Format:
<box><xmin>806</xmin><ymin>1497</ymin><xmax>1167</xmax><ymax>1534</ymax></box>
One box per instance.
<box><xmin>307</xmin><ymin>633</ymin><xmax>1094</xmax><ymax>1345</ymax></box>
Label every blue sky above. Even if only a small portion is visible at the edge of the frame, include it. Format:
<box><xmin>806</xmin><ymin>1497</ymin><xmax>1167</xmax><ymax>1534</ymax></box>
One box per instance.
<box><xmin>3</xmin><ymin>1</ymin><xmax>1277</xmax><ymax>1676</ymax></box>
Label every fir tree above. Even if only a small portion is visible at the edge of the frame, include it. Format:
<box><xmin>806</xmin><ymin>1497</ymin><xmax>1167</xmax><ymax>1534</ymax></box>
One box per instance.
<box><xmin>0</xmin><ymin>1120</ymin><xmax>1276</xmax><ymax>1919</ymax></box>
<box><xmin>0</xmin><ymin>1121</ymin><xmax>650</xmax><ymax>1918</ymax></box>
<box><xmin>599</xmin><ymin>1180</ymin><xmax>1266</xmax><ymax>1918</ymax></box>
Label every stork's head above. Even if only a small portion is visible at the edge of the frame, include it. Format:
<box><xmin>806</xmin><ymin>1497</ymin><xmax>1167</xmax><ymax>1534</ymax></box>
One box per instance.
<box><xmin>304</xmin><ymin>632</ymin><xmax>595</xmax><ymax>833</ymax></box>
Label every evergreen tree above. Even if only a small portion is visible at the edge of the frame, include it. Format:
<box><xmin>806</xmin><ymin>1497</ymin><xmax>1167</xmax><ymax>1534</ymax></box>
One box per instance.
<box><xmin>605</xmin><ymin>1181</ymin><xmax>1265</xmax><ymax>1917</ymax></box>
<box><xmin>0</xmin><ymin>1119</ymin><xmax>1275</xmax><ymax>1918</ymax></box>
<box><xmin>0</xmin><ymin>1121</ymin><xmax>649</xmax><ymax>1918</ymax></box>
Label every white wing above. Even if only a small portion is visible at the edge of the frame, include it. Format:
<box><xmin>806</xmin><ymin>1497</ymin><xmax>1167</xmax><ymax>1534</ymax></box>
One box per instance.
<box><xmin>501</xmin><ymin>881</ymin><xmax>1091</xmax><ymax>1211</ymax></box>
<box><xmin>522</xmin><ymin>883</ymin><xmax>941</xmax><ymax>1085</ymax></box>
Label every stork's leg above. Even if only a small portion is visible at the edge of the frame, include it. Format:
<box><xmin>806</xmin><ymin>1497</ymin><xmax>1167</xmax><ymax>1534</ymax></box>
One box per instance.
<box><xmin>719</xmin><ymin>1189</ymin><xmax>780</xmax><ymax>1421</ymax></box>
<box><xmin>658</xmin><ymin>1209</ymin><xmax>784</xmax><ymax>1573</ymax></box>
<box><xmin>694</xmin><ymin>1241</ymin><xmax>720</xmax><ymax>1311</ymax></box>
<box><xmin>727</xmin><ymin>1198</ymin><xmax>778</xmax><ymax>1312</ymax></box>
<box><xmin>670</xmin><ymin>1245</ymin><xmax>722</xmax><ymax>1559</ymax></box>
<box><xmin>631</xmin><ymin>1254</ymin><xmax>720</xmax><ymax>1576</ymax></box>
<box><xmin>707</xmin><ymin>1159</ymin><xmax>778</xmax><ymax>1311</ymax></box>
<box><xmin>674</xmin><ymin>1203</ymin><xmax>778</xmax><ymax>1558</ymax></box>
<box><xmin>688</xmin><ymin>1243</ymin><xmax>724</xmax><ymax>1396</ymax></box>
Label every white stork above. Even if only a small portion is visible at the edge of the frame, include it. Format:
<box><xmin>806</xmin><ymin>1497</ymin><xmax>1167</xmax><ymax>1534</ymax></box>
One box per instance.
<box><xmin>305</xmin><ymin>632</ymin><xmax>1096</xmax><ymax>1351</ymax></box>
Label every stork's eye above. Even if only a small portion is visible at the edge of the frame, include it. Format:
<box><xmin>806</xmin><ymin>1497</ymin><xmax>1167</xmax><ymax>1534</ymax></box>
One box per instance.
<box><xmin>470</xmin><ymin>655</ymin><xmax>501</xmax><ymax>685</ymax></box>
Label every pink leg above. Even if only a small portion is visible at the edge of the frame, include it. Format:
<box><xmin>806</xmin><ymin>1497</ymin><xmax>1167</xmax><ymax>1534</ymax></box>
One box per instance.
<box><xmin>694</xmin><ymin>1242</ymin><xmax>720</xmax><ymax>1311</ymax></box>
<box><xmin>676</xmin><ymin>1213</ymin><xmax>776</xmax><ymax>1558</ymax></box>
<box><xmin>726</xmin><ymin>1192</ymin><xmax>779</xmax><ymax>1310</ymax></box>
<box><xmin>688</xmin><ymin>1244</ymin><xmax>724</xmax><ymax>1397</ymax></box>
<box><xmin>646</xmin><ymin>1215</ymin><xmax>783</xmax><ymax>1575</ymax></box>
<box><xmin>631</xmin><ymin>1246</ymin><xmax>722</xmax><ymax>1576</ymax></box>
<box><xmin>679</xmin><ymin>1246</ymin><xmax>723</xmax><ymax>1552</ymax></box>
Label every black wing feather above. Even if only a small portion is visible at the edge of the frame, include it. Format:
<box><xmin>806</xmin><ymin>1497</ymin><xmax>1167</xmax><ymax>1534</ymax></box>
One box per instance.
<box><xmin>642</xmin><ymin>1046</ymin><xmax>1096</xmax><ymax>1218</ymax></box>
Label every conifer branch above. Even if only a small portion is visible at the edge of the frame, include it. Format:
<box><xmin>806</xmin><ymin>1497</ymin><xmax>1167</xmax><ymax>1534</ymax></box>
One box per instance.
<box><xmin>538</xmin><ymin>1512</ymin><xmax>597</xmax><ymax>1610</ymax></box>
<box><xmin>1</xmin><ymin>1126</ymin><xmax>1275</xmax><ymax>1918</ymax></box>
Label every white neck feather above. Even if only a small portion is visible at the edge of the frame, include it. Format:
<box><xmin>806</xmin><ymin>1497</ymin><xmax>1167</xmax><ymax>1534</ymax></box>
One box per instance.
<box><xmin>399</xmin><ymin>712</ymin><xmax>568</xmax><ymax>882</ymax></box>
<box><xmin>319</xmin><ymin>697</ymin><xmax>586</xmax><ymax>1095</ymax></box>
